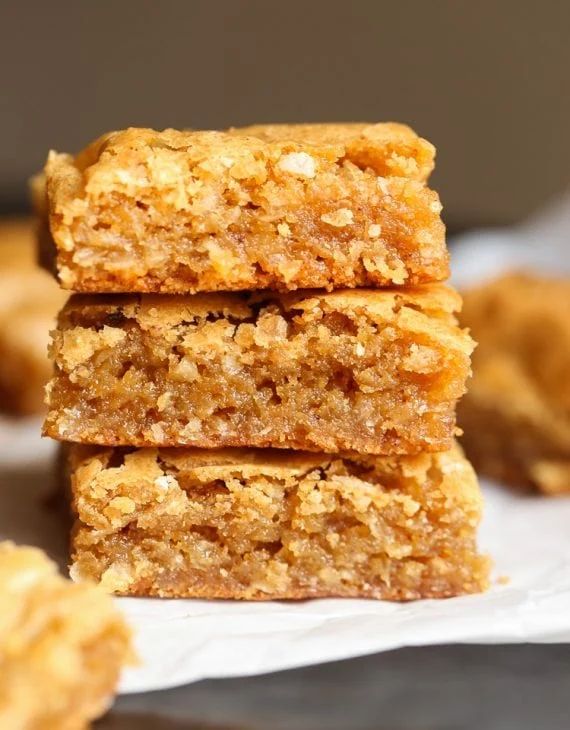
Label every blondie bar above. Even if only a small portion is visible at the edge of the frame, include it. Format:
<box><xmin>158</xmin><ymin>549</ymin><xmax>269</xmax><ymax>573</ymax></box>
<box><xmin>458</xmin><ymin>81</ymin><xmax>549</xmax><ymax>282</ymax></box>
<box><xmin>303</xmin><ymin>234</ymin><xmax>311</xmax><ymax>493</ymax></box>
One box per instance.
<box><xmin>0</xmin><ymin>218</ymin><xmax>37</xmax><ymax>268</ymax></box>
<box><xmin>458</xmin><ymin>273</ymin><xmax>570</xmax><ymax>494</ymax></box>
<box><xmin>45</xmin><ymin>285</ymin><xmax>473</xmax><ymax>454</ymax></box>
<box><xmin>40</xmin><ymin>123</ymin><xmax>447</xmax><ymax>293</ymax></box>
<box><xmin>0</xmin><ymin>541</ymin><xmax>132</xmax><ymax>729</ymax></box>
<box><xmin>68</xmin><ymin>444</ymin><xmax>489</xmax><ymax>600</ymax></box>
<box><xmin>0</xmin><ymin>219</ymin><xmax>67</xmax><ymax>415</ymax></box>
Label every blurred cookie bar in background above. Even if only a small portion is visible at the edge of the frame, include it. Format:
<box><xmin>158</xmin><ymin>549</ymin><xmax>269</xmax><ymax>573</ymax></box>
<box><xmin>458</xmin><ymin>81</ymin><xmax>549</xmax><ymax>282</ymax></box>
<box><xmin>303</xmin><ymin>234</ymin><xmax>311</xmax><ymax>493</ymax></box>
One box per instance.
<box><xmin>0</xmin><ymin>219</ymin><xmax>66</xmax><ymax>415</ymax></box>
<box><xmin>0</xmin><ymin>541</ymin><xmax>133</xmax><ymax>728</ymax></box>
<box><xmin>458</xmin><ymin>272</ymin><xmax>570</xmax><ymax>494</ymax></box>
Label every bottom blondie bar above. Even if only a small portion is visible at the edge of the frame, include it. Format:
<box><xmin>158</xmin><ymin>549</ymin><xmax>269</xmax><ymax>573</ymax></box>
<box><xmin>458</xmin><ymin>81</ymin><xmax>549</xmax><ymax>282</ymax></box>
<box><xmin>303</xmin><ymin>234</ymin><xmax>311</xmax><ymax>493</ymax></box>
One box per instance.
<box><xmin>459</xmin><ymin>273</ymin><xmax>570</xmax><ymax>494</ymax></box>
<box><xmin>68</xmin><ymin>445</ymin><xmax>489</xmax><ymax>600</ymax></box>
<box><xmin>0</xmin><ymin>541</ymin><xmax>132</xmax><ymax>729</ymax></box>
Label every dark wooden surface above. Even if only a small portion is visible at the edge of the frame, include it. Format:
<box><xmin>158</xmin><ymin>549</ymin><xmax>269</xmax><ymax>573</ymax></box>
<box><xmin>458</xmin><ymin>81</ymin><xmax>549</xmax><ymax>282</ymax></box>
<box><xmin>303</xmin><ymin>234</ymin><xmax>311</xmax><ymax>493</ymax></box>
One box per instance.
<box><xmin>100</xmin><ymin>644</ymin><xmax>570</xmax><ymax>730</ymax></box>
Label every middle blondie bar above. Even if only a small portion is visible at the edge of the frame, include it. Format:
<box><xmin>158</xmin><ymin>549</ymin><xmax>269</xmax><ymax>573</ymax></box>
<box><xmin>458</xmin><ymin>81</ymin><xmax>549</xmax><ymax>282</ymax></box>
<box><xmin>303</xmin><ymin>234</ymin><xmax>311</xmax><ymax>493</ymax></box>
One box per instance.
<box><xmin>45</xmin><ymin>285</ymin><xmax>473</xmax><ymax>454</ymax></box>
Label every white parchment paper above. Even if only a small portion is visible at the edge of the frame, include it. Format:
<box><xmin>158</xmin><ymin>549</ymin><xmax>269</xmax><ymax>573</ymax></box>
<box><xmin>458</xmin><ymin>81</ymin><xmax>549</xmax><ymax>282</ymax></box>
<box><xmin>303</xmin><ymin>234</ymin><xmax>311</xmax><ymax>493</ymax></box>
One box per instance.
<box><xmin>1</xmin><ymin>195</ymin><xmax>569</xmax><ymax>693</ymax></box>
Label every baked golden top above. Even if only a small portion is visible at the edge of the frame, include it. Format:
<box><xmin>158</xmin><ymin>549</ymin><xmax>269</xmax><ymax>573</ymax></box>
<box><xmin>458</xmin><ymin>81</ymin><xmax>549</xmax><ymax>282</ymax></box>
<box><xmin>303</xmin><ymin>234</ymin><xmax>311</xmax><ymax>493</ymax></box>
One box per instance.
<box><xmin>230</xmin><ymin>122</ymin><xmax>435</xmax><ymax>179</ymax></box>
<box><xmin>56</xmin><ymin>121</ymin><xmax>434</xmax><ymax>183</ymax></box>
<box><xmin>58</xmin><ymin>283</ymin><xmax>467</xmax><ymax>342</ymax></box>
<box><xmin>70</xmin><ymin>443</ymin><xmax>481</xmax><ymax>522</ymax></box>
<box><xmin>40</xmin><ymin>123</ymin><xmax>446</xmax><ymax>293</ymax></box>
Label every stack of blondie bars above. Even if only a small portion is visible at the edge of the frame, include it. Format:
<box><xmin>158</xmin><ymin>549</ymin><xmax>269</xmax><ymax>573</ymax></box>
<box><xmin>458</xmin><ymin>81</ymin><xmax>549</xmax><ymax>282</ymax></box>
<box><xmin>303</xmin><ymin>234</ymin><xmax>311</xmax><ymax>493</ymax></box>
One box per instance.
<box><xmin>38</xmin><ymin>123</ymin><xmax>489</xmax><ymax>599</ymax></box>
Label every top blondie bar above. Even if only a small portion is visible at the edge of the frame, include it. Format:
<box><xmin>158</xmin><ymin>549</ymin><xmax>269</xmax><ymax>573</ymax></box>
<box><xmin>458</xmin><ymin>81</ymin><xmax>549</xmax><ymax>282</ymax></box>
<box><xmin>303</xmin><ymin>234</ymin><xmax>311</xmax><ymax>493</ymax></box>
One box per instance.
<box><xmin>39</xmin><ymin>123</ymin><xmax>448</xmax><ymax>293</ymax></box>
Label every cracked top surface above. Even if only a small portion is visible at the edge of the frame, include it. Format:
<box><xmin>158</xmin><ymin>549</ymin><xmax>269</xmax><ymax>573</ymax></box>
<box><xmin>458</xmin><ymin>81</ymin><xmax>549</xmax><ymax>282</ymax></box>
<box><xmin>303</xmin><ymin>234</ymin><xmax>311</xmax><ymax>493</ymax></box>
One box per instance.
<box><xmin>62</xmin><ymin>121</ymin><xmax>435</xmax><ymax>181</ymax></box>
<box><xmin>0</xmin><ymin>541</ymin><xmax>133</xmax><ymax>729</ymax></box>
<box><xmin>57</xmin><ymin>283</ymin><xmax>465</xmax><ymax>332</ymax></box>
<box><xmin>55</xmin><ymin>285</ymin><xmax>473</xmax><ymax>368</ymax></box>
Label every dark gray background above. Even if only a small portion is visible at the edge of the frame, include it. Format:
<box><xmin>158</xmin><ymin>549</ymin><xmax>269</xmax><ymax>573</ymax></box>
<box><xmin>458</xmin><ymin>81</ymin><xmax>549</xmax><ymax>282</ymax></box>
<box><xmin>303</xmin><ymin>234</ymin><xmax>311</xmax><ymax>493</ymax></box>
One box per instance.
<box><xmin>2</xmin><ymin>0</ymin><xmax>570</xmax><ymax>229</ymax></box>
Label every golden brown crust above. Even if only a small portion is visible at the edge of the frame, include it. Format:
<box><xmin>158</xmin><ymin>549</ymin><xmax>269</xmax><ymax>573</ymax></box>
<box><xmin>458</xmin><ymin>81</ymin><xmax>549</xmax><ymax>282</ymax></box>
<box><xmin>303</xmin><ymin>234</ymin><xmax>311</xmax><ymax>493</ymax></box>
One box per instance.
<box><xmin>44</xmin><ymin>286</ymin><xmax>474</xmax><ymax>454</ymax></box>
<box><xmin>458</xmin><ymin>272</ymin><xmax>570</xmax><ymax>493</ymax></box>
<box><xmin>40</xmin><ymin>124</ymin><xmax>447</xmax><ymax>293</ymax></box>
<box><xmin>68</xmin><ymin>444</ymin><xmax>489</xmax><ymax>600</ymax></box>
<box><xmin>0</xmin><ymin>541</ymin><xmax>132</xmax><ymax>729</ymax></box>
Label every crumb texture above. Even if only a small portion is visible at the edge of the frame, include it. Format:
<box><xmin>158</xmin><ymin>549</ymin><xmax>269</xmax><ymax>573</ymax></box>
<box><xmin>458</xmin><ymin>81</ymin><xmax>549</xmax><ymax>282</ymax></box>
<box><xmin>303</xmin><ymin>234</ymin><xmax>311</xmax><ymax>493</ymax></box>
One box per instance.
<box><xmin>0</xmin><ymin>541</ymin><xmax>132</xmax><ymax>730</ymax></box>
<box><xmin>41</xmin><ymin>124</ymin><xmax>447</xmax><ymax>293</ymax></box>
<box><xmin>69</xmin><ymin>444</ymin><xmax>489</xmax><ymax>600</ymax></box>
<box><xmin>458</xmin><ymin>273</ymin><xmax>570</xmax><ymax>493</ymax></box>
<box><xmin>44</xmin><ymin>286</ymin><xmax>474</xmax><ymax>454</ymax></box>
